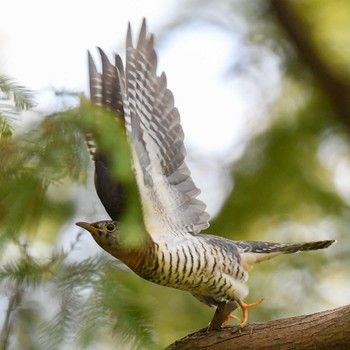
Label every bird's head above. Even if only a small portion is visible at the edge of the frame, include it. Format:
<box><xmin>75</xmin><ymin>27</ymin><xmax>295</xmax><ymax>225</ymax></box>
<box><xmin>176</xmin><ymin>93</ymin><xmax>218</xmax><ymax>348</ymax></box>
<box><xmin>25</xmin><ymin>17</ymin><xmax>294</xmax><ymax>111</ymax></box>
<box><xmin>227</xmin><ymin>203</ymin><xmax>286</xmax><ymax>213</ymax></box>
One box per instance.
<box><xmin>76</xmin><ymin>220</ymin><xmax>151</xmax><ymax>272</ymax></box>
<box><xmin>76</xmin><ymin>220</ymin><xmax>121</xmax><ymax>252</ymax></box>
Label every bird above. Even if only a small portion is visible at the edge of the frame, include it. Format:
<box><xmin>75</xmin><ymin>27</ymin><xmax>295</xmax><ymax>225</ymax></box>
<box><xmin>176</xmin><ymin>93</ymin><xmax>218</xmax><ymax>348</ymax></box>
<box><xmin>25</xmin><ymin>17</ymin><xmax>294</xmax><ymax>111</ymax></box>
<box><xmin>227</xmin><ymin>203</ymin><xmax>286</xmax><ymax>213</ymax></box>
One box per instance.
<box><xmin>76</xmin><ymin>19</ymin><xmax>336</xmax><ymax>330</ymax></box>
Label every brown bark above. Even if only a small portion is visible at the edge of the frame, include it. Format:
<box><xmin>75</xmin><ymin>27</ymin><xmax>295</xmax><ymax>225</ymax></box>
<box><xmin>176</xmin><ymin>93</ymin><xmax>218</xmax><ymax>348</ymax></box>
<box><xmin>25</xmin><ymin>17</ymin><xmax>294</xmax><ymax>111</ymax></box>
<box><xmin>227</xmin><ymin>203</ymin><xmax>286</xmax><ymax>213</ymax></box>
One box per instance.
<box><xmin>166</xmin><ymin>304</ymin><xmax>350</xmax><ymax>350</ymax></box>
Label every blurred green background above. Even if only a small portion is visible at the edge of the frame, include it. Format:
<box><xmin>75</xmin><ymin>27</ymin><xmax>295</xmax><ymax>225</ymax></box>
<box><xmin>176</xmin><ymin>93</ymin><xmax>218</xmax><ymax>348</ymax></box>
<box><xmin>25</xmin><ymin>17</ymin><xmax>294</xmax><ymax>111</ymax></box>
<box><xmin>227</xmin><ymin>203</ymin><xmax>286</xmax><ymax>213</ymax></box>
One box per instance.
<box><xmin>1</xmin><ymin>0</ymin><xmax>349</xmax><ymax>349</ymax></box>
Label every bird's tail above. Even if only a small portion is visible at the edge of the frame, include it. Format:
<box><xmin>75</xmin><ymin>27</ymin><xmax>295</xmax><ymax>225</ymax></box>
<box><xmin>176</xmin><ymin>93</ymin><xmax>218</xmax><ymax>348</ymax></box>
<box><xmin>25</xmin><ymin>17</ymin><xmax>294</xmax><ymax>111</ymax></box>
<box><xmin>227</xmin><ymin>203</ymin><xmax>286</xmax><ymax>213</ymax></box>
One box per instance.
<box><xmin>239</xmin><ymin>240</ymin><xmax>336</xmax><ymax>271</ymax></box>
<box><xmin>266</xmin><ymin>240</ymin><xmax>336</xmax><ymax>254</ymax></box>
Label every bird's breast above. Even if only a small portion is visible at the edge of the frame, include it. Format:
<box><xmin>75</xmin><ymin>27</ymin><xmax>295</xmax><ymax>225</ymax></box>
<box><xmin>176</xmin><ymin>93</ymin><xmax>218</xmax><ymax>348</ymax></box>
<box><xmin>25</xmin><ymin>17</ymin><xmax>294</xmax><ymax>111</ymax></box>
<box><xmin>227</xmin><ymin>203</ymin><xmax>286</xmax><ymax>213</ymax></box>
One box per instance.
<box><xmin>134</xmin><ymin>236</ymin><xmax>247</xmax><ymax>298</ymax></box>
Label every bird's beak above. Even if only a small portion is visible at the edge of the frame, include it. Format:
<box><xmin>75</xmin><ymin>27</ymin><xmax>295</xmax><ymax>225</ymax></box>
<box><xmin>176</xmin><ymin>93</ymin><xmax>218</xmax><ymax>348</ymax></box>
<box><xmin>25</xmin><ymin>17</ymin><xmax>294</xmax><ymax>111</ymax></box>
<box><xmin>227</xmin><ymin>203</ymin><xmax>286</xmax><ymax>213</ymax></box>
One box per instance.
<box><xmin>75</xmin><ymin>221</ymin><xmax>98</xmax><ymax>235</ymax></box>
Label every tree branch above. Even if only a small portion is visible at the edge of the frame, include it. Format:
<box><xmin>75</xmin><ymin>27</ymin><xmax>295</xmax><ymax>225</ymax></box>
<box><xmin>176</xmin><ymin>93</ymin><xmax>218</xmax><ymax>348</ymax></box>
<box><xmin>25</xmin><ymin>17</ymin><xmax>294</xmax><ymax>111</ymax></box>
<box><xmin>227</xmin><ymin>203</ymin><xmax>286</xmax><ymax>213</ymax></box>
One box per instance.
<box><xmin>166</xmin><ymin>304</ymin><xmax>350</xmax><ymax>349</ymax></box>
<box><xmin>270</xmin><ymin>0</ymin><xmax>350</xmax><ymax>127</ymax></box>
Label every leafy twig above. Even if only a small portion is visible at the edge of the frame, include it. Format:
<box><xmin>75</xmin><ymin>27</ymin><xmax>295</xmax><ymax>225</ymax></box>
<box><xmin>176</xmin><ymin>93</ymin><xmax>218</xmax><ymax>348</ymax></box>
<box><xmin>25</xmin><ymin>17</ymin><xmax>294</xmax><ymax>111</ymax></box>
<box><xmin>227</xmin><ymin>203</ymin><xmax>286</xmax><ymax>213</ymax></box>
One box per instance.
<box><xmin>0</xmin><ymin>287</ymin><xmax>23</xmax><ymax>350</ymax></box>
<box><xmin>0</xmin><ymin>75</ymin><xmax>34</xmax><ymax>111</ymax></box>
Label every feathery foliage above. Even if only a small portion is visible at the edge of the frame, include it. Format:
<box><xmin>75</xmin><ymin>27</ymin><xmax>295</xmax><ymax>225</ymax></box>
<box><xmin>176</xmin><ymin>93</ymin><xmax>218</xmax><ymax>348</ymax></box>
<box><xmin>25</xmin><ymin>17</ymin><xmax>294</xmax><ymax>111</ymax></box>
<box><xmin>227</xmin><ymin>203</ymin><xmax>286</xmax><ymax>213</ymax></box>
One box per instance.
<box><xmin>0</xmin><ymin>75</ymin><xmax>34</xmax><ymax>138</ymax></box>
<box><xmin>0</xmin><ymin>81</ymin><xmax>157</xmax><ymax>349</ymax></box>
<box><xmin>0</xmin><ymin>75</ymin><xmax>34</xmax><ymax>111</ymax></box>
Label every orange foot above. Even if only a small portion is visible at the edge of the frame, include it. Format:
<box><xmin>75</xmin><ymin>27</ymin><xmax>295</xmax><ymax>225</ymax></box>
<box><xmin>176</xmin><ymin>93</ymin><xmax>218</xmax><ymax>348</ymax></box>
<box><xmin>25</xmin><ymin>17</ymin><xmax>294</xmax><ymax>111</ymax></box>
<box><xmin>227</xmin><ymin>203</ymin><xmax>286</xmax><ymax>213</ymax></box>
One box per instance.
<box><xmin>222</xmin><ymin>314</ymin><xmax>240</xmax><ymax>326</ymax></box>
<box><xmin>237</xmin><ymin>298</ymin><xmax>264</xmax><ymax>328</ymax></box>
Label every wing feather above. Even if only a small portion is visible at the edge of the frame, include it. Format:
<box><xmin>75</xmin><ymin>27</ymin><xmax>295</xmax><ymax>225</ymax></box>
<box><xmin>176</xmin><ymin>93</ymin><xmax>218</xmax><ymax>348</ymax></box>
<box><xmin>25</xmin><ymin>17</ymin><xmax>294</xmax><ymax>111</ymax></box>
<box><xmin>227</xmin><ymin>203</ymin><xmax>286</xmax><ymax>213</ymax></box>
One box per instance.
<box><xmin>87</xmin><ymin>50</ymin><xmax>127</xmax><ymax>220</ymax></box>
<box><xmin>122</xmin><ymin>19</ymin><xmax>210</xmax><ymax>238</ymax></box>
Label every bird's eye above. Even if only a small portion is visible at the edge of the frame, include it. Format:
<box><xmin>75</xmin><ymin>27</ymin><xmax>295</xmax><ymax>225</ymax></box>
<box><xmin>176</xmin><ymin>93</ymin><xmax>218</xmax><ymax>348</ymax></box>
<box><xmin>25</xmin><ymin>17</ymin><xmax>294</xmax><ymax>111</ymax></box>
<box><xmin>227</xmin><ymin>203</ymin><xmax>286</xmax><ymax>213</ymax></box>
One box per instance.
<box><xmin>105</xmin><ymin>223</ymin><xmax>115</xmax><ymax>232</ymax></box>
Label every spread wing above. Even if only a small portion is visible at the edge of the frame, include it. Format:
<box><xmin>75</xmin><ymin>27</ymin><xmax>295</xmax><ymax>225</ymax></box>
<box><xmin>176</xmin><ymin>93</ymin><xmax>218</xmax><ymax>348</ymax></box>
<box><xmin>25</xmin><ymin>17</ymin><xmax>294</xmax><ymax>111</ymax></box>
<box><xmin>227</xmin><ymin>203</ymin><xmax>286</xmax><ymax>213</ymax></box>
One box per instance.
<box><xmin>121</xmin><ymin>19</ymin><xmax>210</xmax><ymax>238</ymax></box>
<box><xmin>87</xmin><ymin>49</ymin><xmax>127</xmax><ymax>220</ymax></box>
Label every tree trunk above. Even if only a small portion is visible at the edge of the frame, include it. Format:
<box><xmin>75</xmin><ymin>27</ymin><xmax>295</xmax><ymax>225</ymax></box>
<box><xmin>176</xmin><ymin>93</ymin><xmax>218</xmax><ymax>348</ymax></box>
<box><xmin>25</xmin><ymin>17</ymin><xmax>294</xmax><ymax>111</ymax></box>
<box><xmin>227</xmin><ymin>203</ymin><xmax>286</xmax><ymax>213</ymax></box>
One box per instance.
<box><xmin>166</xmin><ymin>304</ymin><xmax>350</xmax><ymax>349</ymax></box>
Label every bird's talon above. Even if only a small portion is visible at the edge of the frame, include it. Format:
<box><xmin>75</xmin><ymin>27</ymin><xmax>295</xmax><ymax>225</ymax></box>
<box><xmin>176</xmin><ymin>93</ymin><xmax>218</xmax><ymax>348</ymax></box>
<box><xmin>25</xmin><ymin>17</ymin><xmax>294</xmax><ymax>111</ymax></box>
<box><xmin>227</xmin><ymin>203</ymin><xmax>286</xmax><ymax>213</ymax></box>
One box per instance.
<box><xmin>230</xmin><ymin>326</ymin><xmax>241</xmax><ymax>334</ymax></box>
<box><xmin>238</xmin><ymin>298</ymin><xmax>264</xmax><ymax>328</ymax></box>
<box><xmin>222</xmin><ymin>313</ymin><xmax>240</xmax><ymax>326</ymax></box>
<box><xmin>228</xmin><ymin>314</ymin><xmax>240</xmax><ymax>322</ymax></box>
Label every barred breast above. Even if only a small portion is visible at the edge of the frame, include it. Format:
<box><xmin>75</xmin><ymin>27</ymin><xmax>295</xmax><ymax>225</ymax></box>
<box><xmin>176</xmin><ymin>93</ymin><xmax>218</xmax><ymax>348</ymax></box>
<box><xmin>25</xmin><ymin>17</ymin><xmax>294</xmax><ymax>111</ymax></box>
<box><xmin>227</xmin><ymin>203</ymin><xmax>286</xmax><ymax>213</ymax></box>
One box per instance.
<box><xmin>135</xmin><ymin>235</ymin><xmax>249</xmax><ymax>303</ymax></box>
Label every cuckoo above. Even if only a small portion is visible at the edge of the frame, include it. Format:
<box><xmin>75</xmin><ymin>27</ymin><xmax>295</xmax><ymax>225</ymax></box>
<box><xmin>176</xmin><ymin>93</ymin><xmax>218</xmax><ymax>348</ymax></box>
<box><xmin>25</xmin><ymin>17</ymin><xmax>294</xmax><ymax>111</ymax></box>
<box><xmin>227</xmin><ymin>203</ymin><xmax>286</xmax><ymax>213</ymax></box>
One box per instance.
<box><xmin>76</xmin><ymin>19</ymin><xmax>335</xmax><ymax>330</ymax></box>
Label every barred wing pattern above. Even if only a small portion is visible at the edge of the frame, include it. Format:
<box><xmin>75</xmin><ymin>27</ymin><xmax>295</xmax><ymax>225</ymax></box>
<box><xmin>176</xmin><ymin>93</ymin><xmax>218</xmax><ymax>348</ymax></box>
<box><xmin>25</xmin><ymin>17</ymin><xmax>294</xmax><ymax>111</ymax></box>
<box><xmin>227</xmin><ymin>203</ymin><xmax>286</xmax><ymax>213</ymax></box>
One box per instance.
<box><xmin>88</xmin><ymin>48</ymin><xmax>125</xmax><ymax>116</ymax></box>
<box><xmin>122</xmin><ymin>20</ymin><xmax>210</xmax><ymax>238</ymax></box>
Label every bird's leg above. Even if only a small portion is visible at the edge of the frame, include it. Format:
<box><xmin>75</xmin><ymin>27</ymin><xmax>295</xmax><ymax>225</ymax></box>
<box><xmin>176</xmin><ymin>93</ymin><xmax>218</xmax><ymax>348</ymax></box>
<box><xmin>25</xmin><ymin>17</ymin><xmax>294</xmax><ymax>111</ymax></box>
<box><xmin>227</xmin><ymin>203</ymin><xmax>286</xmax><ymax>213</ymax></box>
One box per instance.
<box><xmin>237</xmin><ymin>298</ymin><xmax>264</xmax><ymax>328</ymax></box>
<box><xmin>207</xmin><ymin>301</ymin><xmax>238</xmax><ymax>331</ymax></box>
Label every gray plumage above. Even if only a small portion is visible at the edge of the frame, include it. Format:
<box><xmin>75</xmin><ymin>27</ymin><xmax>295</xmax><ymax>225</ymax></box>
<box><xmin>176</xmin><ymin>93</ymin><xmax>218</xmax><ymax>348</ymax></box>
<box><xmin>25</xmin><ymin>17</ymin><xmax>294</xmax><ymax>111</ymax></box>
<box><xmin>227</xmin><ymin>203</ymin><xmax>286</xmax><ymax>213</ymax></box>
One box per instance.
<box><xmin>122</xmin><ymin>20</ymin><xmax>210</xmax><ymax>237</ymax></box>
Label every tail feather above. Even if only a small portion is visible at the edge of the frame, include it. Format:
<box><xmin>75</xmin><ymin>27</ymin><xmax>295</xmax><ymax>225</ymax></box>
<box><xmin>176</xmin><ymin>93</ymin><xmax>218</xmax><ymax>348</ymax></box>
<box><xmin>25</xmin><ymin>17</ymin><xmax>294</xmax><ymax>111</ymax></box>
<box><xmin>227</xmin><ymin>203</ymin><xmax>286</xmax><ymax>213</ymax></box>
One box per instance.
<box><xmin>267</xmin><ymin>240</ymin><xmax>336</xmax><ymax>254</ymax></box>
<box><xmin>239</xmin><ymin>240</ymin><xmax>336</xmax><ymax>272</ymax></box>
<box><xmin>237</xmin><ymin>239</ymin><xmax>336</xmax><ymax>254</ymax></box>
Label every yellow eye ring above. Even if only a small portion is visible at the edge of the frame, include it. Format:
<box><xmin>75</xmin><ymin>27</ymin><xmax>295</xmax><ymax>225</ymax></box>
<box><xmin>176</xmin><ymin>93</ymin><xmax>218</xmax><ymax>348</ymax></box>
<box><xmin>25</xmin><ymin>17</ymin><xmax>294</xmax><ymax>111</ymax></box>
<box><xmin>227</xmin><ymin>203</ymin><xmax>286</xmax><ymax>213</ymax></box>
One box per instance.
<box><xmin>105</xmin><ymin>223</ymin><xmax>115</xmax><ymax>232</ymax></box>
